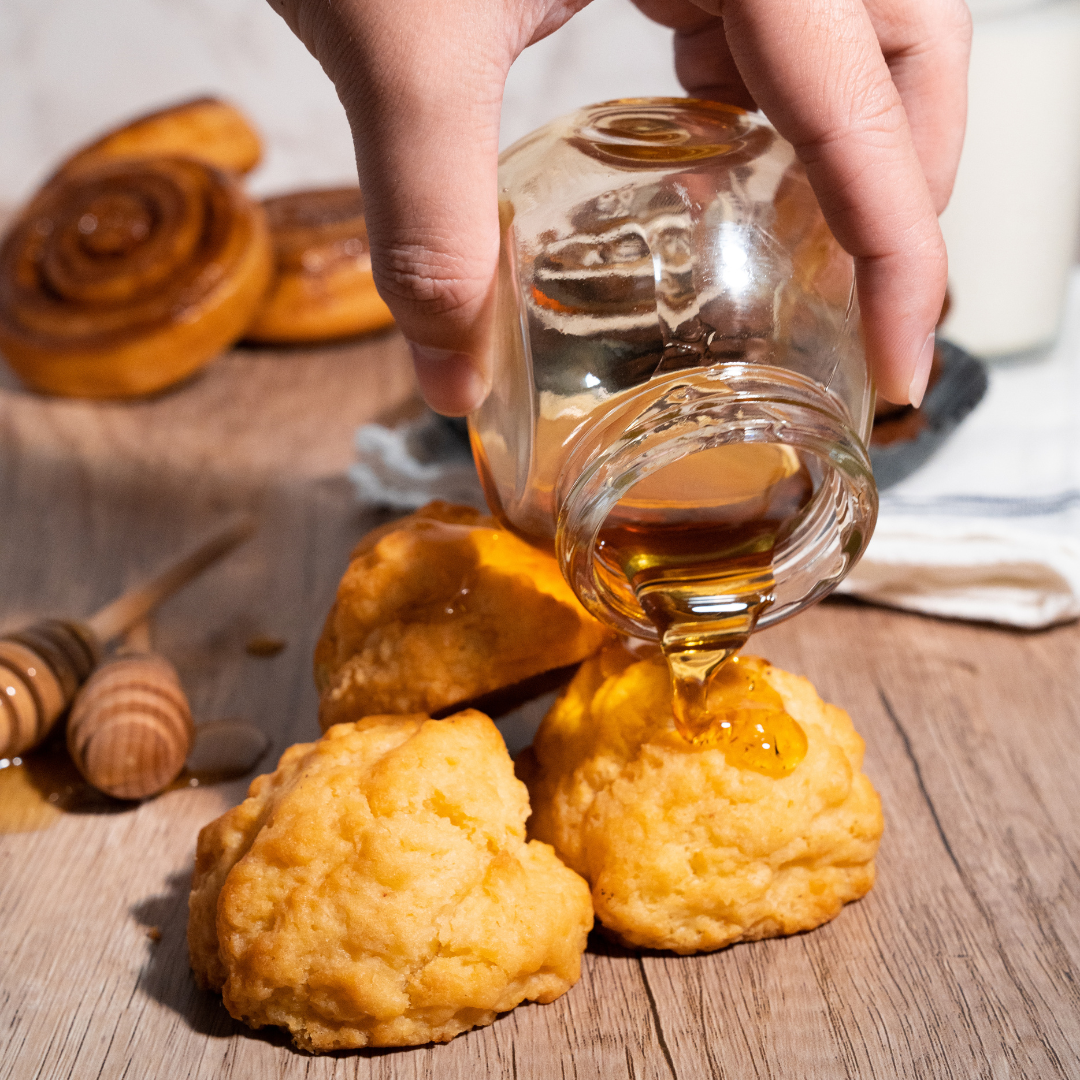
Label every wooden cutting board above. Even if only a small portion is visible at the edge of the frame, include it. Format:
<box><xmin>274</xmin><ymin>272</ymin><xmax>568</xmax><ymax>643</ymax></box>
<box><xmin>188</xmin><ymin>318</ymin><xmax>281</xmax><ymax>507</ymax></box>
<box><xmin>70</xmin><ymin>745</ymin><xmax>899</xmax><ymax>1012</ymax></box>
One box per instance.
<box><xmin>1</xmin><ymin>331</ymin><xmax>1078</xmax><ymax>1080</ymax></box>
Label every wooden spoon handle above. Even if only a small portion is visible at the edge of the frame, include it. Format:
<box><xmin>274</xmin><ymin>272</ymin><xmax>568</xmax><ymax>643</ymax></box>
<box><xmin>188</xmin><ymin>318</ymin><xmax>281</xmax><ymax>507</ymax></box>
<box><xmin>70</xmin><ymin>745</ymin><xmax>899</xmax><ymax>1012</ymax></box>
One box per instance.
<box><xmin>86</xmin><ymin>515</ymin><xmax>255</xmax><ymax>644</ymax></box>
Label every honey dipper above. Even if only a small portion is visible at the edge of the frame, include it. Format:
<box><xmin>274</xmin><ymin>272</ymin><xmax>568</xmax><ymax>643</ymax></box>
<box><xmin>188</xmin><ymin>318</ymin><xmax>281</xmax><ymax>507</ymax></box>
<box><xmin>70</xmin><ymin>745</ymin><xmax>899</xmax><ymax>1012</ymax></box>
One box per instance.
<box><xmin>0</xmin><ymin>516</ymin><xmax>254</xmax><ymax>762</ymax></box>
<box><xmin>66</xmin><ymin>621</ymin><xmax>195</xmax><ymax>800</ymax></box>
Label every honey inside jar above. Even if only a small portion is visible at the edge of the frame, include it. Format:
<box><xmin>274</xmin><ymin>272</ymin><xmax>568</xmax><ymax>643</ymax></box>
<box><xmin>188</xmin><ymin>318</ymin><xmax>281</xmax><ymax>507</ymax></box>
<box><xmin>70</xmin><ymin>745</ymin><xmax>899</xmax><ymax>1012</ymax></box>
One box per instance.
<box><xmin>594</xmin><ymin>441</ymin><xmax>813</xmax><ymax>774</ymax></box>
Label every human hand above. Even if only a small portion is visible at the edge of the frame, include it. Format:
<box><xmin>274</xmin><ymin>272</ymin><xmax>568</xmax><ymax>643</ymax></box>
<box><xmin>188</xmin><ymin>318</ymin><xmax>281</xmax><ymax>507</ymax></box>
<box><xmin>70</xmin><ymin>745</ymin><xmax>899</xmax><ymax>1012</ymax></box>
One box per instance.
<box><xmin>267</xmin><ymin>0</ymin><xmax>586</xmax><ymax>414</ymax></box>
<box><xmin>632</xmin><ymin>0</ymin><xmax>971</xmax><ymax>405</ymax></box>
<box><xmin>267</xmin><ymin>0</ymin><xmax>970</xmax><ymax>411</ymax></box>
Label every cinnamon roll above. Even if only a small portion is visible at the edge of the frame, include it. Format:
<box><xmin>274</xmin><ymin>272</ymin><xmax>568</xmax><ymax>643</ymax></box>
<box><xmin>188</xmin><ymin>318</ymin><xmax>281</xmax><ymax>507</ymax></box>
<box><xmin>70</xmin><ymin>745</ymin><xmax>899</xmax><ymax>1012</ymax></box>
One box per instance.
<box><xmin>0</xmin><ymin>156</ymin><xmax>272</xmax><ymax>398</ymax></box>
<box><xmin>244</xmin><ymin>187</ymin><xmax>394</xmax><ymax>343</ymax></box>
<box><xmin>59</xmin><ymin>97</ymin><xmax>262</xmax><ymax>178</ymax></box>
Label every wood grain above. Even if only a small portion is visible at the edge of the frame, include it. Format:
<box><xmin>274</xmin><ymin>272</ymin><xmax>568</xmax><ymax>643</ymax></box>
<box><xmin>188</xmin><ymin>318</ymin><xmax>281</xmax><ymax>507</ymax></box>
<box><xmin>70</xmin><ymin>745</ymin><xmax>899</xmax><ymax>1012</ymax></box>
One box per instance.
<box><xmin>0</xmin><ymin>331</ymin><xmax>1077</xmax><ymax>1079</ymax></box>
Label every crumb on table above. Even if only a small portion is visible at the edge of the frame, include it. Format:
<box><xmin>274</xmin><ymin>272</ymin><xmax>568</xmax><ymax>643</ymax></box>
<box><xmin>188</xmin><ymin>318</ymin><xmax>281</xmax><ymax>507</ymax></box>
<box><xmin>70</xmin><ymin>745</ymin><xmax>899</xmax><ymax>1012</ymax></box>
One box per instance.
<box><xmin>246</xmin><ymin>635</ymin><xmax>287</xmax><ymax>658</ymax></box>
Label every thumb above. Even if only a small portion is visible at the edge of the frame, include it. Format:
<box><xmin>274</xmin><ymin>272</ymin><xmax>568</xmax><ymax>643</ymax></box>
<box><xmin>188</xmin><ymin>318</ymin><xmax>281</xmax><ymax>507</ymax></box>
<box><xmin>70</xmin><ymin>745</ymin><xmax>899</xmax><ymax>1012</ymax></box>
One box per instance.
<box><xmin>281</xmin><ymin>0</ymin><xmax>509</xmax><ymax>415</ymax></box>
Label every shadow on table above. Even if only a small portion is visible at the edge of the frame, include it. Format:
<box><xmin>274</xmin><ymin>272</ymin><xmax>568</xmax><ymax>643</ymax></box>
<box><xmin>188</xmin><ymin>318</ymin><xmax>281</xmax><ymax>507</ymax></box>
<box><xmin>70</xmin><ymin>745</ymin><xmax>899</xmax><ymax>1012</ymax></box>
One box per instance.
<box><xmin>128</xmin><ymin>867</ymin><xmax>463</xmax><ymax>1059</ymax></box>
<box><xmin>130</xmin><ymin>867</ymin><xmax>248</xmax><ymax>1043</ymax></box>
<box><xmin>586</xmin><ymin>926</ymin><xmax>687</xmax><ymax>960</ymax></box>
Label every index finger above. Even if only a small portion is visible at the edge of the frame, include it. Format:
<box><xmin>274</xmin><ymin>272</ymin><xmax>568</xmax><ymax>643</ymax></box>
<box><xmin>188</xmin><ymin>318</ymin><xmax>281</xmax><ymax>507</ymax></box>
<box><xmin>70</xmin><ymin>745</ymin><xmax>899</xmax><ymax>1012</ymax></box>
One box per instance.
<box><xmin>714</xmin><ymin>0</ymin><xmax>947</xmax><ymax>405</ymax></box>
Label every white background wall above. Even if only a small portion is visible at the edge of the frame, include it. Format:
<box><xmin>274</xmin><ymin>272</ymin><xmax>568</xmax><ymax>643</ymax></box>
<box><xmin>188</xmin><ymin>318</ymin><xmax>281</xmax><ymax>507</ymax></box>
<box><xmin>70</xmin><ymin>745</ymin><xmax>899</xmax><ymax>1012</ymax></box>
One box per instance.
<box><xmin>9</xmin><ymin>0</ymin><xmax>1078</xmax><ymax>359</ymax></box>
<box><xmin>0</xmin><ymin>0</ymin><xmax>682</xmax><ymax>206</ymax></box>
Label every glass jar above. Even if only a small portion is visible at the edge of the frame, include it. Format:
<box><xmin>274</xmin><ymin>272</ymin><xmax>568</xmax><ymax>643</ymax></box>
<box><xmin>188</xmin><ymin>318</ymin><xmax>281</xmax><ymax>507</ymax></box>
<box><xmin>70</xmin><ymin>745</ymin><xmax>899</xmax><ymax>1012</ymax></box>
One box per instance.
<box><xmin>470</xmin><ymin>98</ymin><xmax>877</xmax><ymax>654</ymax></box>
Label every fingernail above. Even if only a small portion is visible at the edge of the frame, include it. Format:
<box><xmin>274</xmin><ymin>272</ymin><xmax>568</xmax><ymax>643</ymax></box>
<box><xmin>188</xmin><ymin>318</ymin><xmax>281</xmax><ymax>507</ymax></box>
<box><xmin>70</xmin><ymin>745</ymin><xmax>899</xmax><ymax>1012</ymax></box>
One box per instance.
<box><xmin>908</xmin><ymin>332</ymin><xmax>936</xmax><ymax>409</ymax></box>
<box><xmin>407</xmin><ymin>342</ymin><xmax>488</xmax><ymax>415</ymax></box>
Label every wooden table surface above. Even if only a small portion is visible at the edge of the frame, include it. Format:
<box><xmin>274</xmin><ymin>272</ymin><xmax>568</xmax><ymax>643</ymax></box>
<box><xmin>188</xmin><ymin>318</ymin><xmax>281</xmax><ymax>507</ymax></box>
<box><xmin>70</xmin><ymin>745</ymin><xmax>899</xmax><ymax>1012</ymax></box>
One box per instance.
<box><xmin>0</xmin><ymin>333</ymin><xmax>1078</xmax><ymax>1080</ymax></box>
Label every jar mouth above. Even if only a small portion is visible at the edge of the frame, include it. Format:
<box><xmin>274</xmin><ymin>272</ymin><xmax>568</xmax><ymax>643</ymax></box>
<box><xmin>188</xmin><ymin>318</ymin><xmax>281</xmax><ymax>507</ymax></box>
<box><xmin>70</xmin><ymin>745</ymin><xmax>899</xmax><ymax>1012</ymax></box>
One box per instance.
<box><xmin>555</xmin><ymin>363</ymin><xmax>878</xmax><ymax>640</ymax></box>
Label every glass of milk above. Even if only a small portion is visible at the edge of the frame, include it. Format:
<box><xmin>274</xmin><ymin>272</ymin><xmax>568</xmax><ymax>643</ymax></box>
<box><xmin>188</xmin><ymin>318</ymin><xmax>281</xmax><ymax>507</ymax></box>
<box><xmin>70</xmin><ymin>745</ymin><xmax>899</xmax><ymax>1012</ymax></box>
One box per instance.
<box><xmin>940</xmin><ymin>0</ymin><xmax>1080</xmax><ymax>360</ymax></box>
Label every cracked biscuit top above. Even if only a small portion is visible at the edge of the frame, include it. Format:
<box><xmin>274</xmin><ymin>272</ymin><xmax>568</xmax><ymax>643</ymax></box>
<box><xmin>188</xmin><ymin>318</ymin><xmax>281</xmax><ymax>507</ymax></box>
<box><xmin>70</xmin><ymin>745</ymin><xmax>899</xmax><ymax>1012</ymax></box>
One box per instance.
<box><xmin>314</xmin><ymin>501</ymin><xmax>610</xmax><ymax>728</ymax></box>
<box><xmin>520</xmin><ymin>643</ymin><xmax>884</xmax><ymax>955</ymax></box>
<box><xmin>188</xmin><ymin>710</ymin><xmax>593</xmax><ymax>1050</ymax></box>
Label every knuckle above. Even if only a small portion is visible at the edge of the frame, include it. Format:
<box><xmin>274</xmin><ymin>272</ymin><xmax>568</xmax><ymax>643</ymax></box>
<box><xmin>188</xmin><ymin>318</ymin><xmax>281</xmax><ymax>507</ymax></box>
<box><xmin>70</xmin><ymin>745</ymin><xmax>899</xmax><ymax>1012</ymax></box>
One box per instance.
<box><xmin>868</xmin><ymin>0</ymin><xmax>971</xmax><ymax>34</ymax></box>
<box><xmin>790</xmin><ymin>41</ymin><xmax>909</xmax><ymax>154</ymax></box>
<box><xmin>371</xmin><ymin>239</ymin><xmax>488</xmax><ymax>317</ymax></box>
<box><xmin>845</xmin><ymin>83</ymin><xmax>907</xmax><ymax>143</ymax></box>
<box><xmin>865</xmin><ymin>0</ymin><xmax>971</xmax><ymax>71</ymax></box>
<box><xmin>931</xmin><ymin>0</ymin><xmax>973</xmax><ymax>41</ymax></box>
<box><xmin>831</xmin><ymin>47</ymin><xmax>907</xmax><ymax>134</ymax></box>
<box><xmin>794</xmin><ymin>86</ymin><xmax>907</xmax><ymax>167</ymax></box>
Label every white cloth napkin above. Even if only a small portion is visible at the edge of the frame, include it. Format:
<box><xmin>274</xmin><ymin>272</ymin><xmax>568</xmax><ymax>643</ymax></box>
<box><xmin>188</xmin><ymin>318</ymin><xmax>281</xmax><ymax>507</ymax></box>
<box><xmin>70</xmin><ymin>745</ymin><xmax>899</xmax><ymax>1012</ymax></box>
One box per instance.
<box><xmin>349</xmin><ymin>411</ymin><xmax>485</xmax><ymax>511</ymax></box>
<box><xmin>351</xmin><ymin>275</ymin><xmax>1080</xmax><ymax>630</ymax></box>
<box><xmin>837</xmin><ymin>270</ymin><xmax>1080</xmax><ymax>628</ymax></box>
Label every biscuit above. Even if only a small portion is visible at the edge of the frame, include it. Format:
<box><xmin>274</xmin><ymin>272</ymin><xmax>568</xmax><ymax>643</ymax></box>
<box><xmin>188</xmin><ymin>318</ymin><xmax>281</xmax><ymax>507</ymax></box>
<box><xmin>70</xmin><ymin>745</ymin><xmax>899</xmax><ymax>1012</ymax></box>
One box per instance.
<box><xmin>314</xmin><ymin>502</ymin><xmax>611</xmax><ymax>728</ymax></box>
<box><xmin>59</xmin><ymin>96</ymin><xmax>262</xmax><ymax>178</ymax></box>
<box><xmin>520</xmin><ymin>644</ymin><xmax>883</xmax><ymax>954</ymax></box>
<box><xmin>189</xmin><ymin>710</ymin><xmax>593</xmax><ymax>1050</ymax></box>
<box><xmin>244</xmin><ymin>187</ymin><xmax>394</xmax><ymax>343</ymax></box>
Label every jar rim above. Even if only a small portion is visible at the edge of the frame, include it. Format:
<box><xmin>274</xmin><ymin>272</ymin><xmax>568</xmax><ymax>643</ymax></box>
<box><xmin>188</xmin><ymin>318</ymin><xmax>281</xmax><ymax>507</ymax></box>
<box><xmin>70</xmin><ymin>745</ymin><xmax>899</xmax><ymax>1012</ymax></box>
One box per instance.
<box><xmin>555</xmin><ymin>363</ymin><xmax>877</xmax><ymax>639</ymax></box>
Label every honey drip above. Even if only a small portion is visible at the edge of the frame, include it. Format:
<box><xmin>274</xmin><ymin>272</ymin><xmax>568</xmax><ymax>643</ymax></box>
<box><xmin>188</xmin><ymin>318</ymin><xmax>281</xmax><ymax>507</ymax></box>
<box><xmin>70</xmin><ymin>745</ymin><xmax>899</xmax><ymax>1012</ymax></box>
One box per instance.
<box><xmin>672</xmin><ymin>655</ymin><xmax>807</xmax><ymax>777</ymax></box>
<box><xmin>596</xmin><ymin>442</ymin><xmax>814</xmax><ymax>775</ymax></box>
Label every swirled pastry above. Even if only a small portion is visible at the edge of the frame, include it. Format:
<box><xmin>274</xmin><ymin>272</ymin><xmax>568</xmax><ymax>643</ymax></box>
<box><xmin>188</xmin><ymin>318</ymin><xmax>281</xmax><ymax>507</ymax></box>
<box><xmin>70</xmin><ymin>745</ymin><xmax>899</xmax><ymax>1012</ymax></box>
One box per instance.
<box><xmin>188</xmin><ymin>711</ymin><xmax>592</xmax><ymax>1050</ymax></box>
<box><xmin>314</xmin><ymin>501</ymin><xmax>611</xmax><ymax>729</ymax></box>
<box><xmin>520</xmin><ymin>643</ymin><xmax>883</xmax><ymax>954</ymax></box>
<box><xmin>244</xmin><ymin>188</ymin><xmax>394</xmax><ymax>343</ymax></box>
<box><xmin>0</xmin><ymin>156</ymin><xmax>272</xmax><ymax>398</ymax></box>
<box><xmin>59</xmin><ymin>97</ymin><xmax>262</xmax><ymax>178</ymax></box>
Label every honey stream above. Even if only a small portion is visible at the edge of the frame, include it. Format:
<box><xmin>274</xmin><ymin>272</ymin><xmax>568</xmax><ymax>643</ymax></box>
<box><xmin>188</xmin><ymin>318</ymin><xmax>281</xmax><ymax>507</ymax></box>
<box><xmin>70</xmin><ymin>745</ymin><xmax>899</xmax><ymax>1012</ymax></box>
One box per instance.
<box><xmin>596</xmin><ymin>442</ymin><xmax>813</xmax><ymax>776</ymax></box>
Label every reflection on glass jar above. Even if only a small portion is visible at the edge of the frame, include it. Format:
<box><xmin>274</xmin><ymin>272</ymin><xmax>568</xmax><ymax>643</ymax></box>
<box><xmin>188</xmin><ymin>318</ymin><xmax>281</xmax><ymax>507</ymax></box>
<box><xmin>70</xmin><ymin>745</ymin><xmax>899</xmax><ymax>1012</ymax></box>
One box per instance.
<box><xmin>470</xmin><ymin>99</ymin><xmax>877</xmax><ymax>739</ymax></box>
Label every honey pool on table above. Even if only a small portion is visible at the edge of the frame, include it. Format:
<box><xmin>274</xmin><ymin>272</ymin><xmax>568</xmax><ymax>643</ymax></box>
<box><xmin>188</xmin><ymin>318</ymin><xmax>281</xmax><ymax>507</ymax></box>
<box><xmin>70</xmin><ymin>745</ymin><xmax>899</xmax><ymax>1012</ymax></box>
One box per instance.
<box><xmin>0</xmin><ymin>717</ymin><xmax>268</xmax><ymax>833</ymax></box>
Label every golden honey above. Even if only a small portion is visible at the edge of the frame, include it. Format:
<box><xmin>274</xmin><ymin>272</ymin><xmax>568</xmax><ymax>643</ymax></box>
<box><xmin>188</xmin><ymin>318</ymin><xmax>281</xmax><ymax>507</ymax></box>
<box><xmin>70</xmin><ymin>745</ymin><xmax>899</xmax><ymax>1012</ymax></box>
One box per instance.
<box><xmin>671</xmin><ymin>655</ymin><xmax>807</xmax><ymax>777</ymax></box>
<box><xmin>0</xmin><ymin>741</ymin><xmax>110</xmax><ymax>833</ymax></box>
<box><xmin>592</xmin><ymin>442</ymin><xmax>813</xmax><ymax>769</ymax></box>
